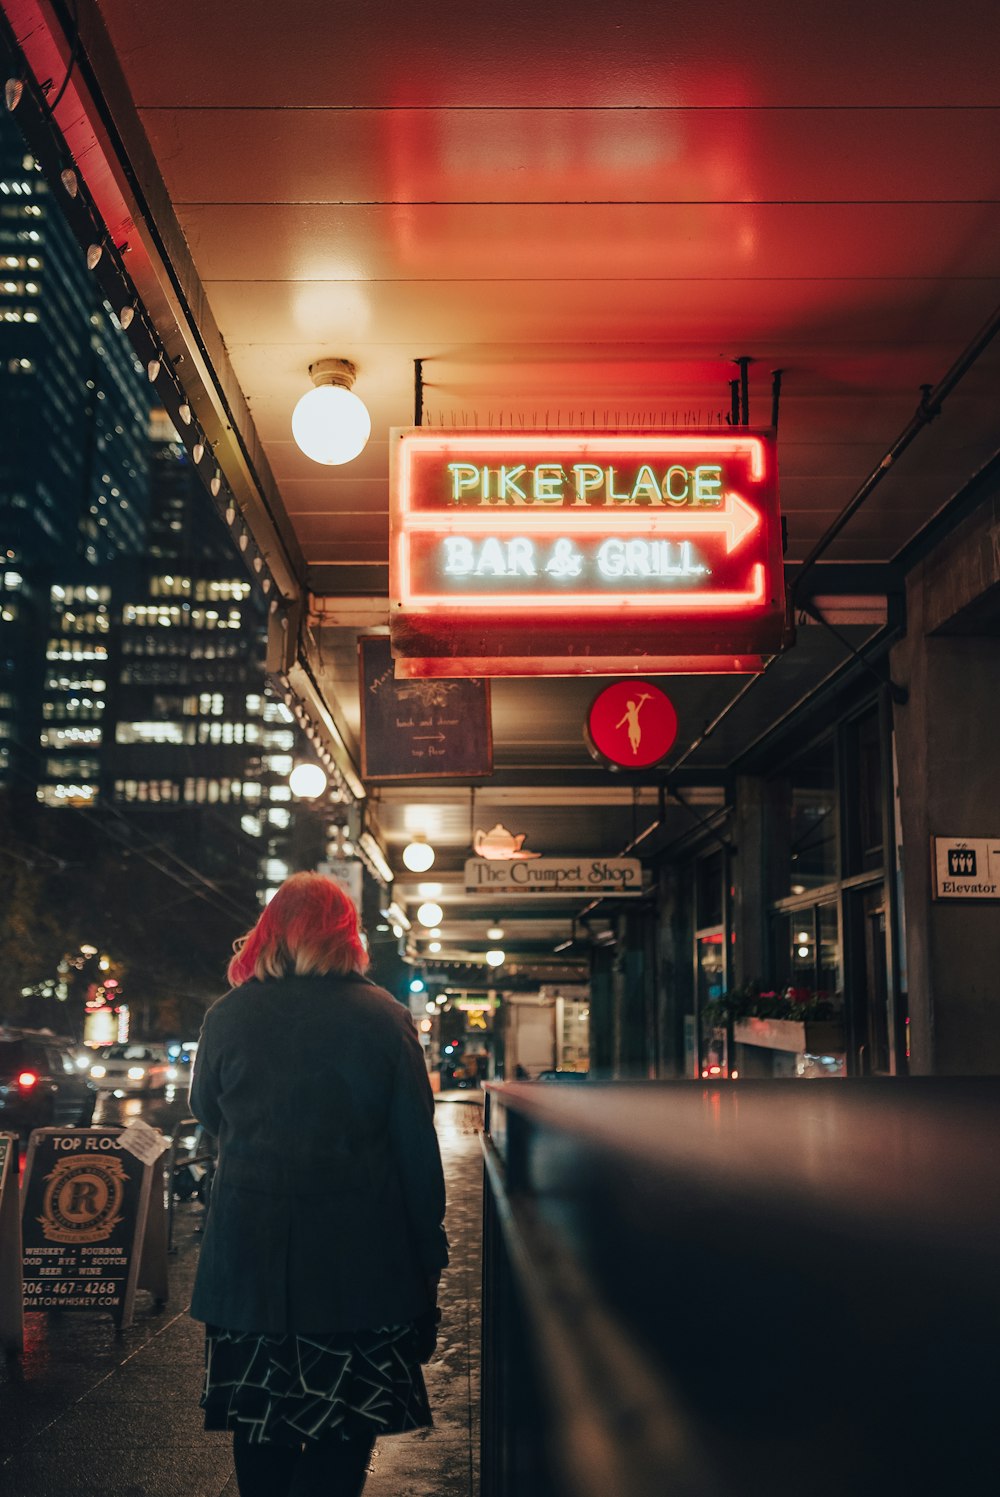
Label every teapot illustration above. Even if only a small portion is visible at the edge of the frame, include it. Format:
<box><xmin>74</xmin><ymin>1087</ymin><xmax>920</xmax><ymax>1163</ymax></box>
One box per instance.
<box><xmin>473</xmin><ymin>823</ymin><xmax>541</xmax><ymax>860</ymax></box>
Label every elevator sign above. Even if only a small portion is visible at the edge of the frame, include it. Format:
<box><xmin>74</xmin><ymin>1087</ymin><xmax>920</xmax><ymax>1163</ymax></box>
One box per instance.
<box><xmin>389</xmin><ymin>430</ymin><xmax>785</xmax><ymax>677</ymax></box>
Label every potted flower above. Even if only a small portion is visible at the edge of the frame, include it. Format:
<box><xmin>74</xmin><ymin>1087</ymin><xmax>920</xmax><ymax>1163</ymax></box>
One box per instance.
<box><xmin>704</xmin><ymin>981</ymin><xmax>845</xmax><ymax>1057</ymax></box>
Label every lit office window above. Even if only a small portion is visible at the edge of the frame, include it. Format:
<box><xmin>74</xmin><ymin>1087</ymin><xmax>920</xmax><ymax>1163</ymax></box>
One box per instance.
<box><xmin>263</xmin><ymin>729</ymin><xmax>295</xmax><ymax>751</ymax></box>
<box><xmin>263</xmin><ymin>754</ymin><xmax>293</xmax><ymax>775</ymax></box>
<box><xmin>115</xmin><ymin>722</ymin><xmax>189</xmax><ymax>745</ymax></box>
<box><xmin>37</xmin><ymin>784</ymin><xmax>97</xmax><ymax>807</ymax></box>
<box><xmin>40</xmin><ymin>727</ymin><xmax>103</xmax><ymax>748</ymax></box>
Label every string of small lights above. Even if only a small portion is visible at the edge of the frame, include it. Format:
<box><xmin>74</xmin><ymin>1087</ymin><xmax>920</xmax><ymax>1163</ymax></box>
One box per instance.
<box><xmin>3</xmin><ymin>14</ymin><xmax>373</xmax><ymax>822</ymax></box>
<box><xmin>2</xmin><ymin>20</ymin><xmax>279</xmax><ymax>611</ymax></box>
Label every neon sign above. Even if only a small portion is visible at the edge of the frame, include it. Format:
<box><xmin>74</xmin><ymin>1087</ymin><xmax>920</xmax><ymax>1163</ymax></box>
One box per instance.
<box><xmin>390</xmin><ymin>431</ymin><xmax>786</xmax><ymax>677</ymax></box>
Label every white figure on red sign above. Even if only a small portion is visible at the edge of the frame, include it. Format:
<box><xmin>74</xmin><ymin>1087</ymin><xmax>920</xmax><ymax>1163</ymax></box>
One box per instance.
<box><xmin>615</xmin><ymin>693</ymin><xmax>652</xmax><ymax>756</ymax></box>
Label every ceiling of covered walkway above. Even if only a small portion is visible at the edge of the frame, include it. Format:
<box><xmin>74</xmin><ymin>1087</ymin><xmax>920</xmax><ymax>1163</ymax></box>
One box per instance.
<box><xmin>6</xmin><ymin>0</ymin><xmax>1000</xmax><ymax>975</ymax></box>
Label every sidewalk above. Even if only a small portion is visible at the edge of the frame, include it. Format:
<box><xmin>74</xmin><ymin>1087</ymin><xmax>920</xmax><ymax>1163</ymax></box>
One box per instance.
<box><xmin>0</xmin><ymin>1099</ymin><xmax>483</xmax><ymax>1497</ymax></box>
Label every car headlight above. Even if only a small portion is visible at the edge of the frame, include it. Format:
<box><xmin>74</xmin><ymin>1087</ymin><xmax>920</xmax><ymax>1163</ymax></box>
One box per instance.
<box><xmin>90</xmin><ymin>1065</ymin><xmax>106</xmax><ymax>1078</ymax></box>
<box><xmin>127</xmin><ymin>1067</ymin><xmax>146</xmax><ymax>1080</ymax></box>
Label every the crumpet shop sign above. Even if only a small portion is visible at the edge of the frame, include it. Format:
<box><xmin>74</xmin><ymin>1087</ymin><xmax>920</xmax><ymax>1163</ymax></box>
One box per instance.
<box><xmin>465</xmin><ymin>857</ymin><xmax>643</xmax><ymax>895</ymax></box>
<box><xmin>389</xmin><ymin>430</ymin><xmax>785</xmax><ymax>677</ymax></box>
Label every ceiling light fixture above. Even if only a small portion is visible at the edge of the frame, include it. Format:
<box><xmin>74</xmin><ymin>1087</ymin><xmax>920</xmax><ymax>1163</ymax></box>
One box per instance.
<box><xmin>486</xmin><ymin>925</ymin><xmax>504</xmax><ymax>940</ymax></box>
<box><xmin>417</xmin><ymin>901</ymin><xmax>443</xmax><ymax>929</ymax></box>
<box><xmin>292</xmin><ymin>358</ymin><xmax>371</xmax><ymax>466</ymax></box>
<box><xmin>485</xmin><ymin>949</ymin><xmax>505</xmax><ymax>968</ymax></box>
<box><xmin>402</xmin><ymin>836</ymin><xmax>435</xmax><ymax>873</ymax></box>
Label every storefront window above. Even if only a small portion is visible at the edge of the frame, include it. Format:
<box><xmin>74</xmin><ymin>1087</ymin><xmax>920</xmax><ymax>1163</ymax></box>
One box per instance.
<box><xmin>773</xmin><ymin>739</ymin><xmax>837</xmax><ymax>898</ymax></box>
<box><xmin>774</xmin><ymin>902</ymin><xmax>840</xmax><ymax>998</ymax></box>
<box><xmin>844</xmin><ymin>708</ymin><xmax>884</xmax><ymax>875</ymax></box>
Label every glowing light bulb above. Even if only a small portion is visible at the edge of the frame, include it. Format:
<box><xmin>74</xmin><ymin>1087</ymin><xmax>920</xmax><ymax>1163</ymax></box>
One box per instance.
<box><xmin>487</xmin><ymin>926</ymin><xmax>504</xmax><ymax>940</ymax></box>
<box><xmin>417</xmin><ymin>902</ymin><xmax>443</xmax><ymax>929</ymax></box>
<box><xmin>485</xmin><ymin>949</ymin><xmax>505</xmax><ymax>968</ymax></box>
<box><xmin>86</xmin><ymin>244</ymin><xmax>103</xmax><ymax>270</ymax></box>
<box><xmin>402</xmin><ymin>838</ymin><xmax>435</xmax><ymax>873</ymax></box>
<box><xmin>60</xmin><ymin>168</ymin><xmax>78</xmax><ymax>198</ymax></box>
<box><xmin>119</xmin><ymin>305</ymin><xmax>134</xmax><ymax>329</ymax></box>
<box><xmin>288</xmin><ymin>763</ymin><xmax>327</xmax><ymax>799</ymax></box>
<box><xmin>147</xmin><ymin>358</ymin><xmax>160</xmax><ymax>382</ymax></box>
<box><xmin>292</xmin><ymin>359</ymin><xmax>371</xmax><ymax>465</ymax></box>
<box><xmin>178</xmin><ymin>403</ymin><xmax>192</xmax><ymax>426</ymax></box>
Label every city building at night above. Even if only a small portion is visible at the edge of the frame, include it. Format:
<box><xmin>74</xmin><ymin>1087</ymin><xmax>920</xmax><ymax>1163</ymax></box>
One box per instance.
<box><xmin>1</xmin><ymin>5</ymin><xmax>998</xmax><ymax>1496</ymax></box>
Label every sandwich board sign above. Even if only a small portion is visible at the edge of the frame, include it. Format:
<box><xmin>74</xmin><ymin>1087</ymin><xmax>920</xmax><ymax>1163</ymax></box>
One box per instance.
<box><xmin>0</xmin><ymin>1132</ymin><xmax>22</xmax><ymax>1351</ymax></box>
<box><xmin>20</xmin><ymin>1127</ymin><xmax>168</xmax><ymax>1329</ymax></box>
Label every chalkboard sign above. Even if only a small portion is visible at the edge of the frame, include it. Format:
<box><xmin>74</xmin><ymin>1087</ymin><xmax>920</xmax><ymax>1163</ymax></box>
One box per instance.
<box><xmin>359</xmin><ymin>636</ymin><xmax>492</xmax><ymax>779</ymax></box>
<box><xmin>0</xmin><ymin>1133</ymin><xmax>22</xmax><ymax>1351</ymax></box>
<box><xmin>21</xmin><ymin>1128</ymin><xmax>167</xmax><ymax>1329</ymax></box>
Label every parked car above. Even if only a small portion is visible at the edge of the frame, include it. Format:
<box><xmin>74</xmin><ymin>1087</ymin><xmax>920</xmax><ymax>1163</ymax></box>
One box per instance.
<box><xmin>89</xmin><ymin>1042</ymin><xmax>177</xmax><ymax>1093</ymax></box>
<box><xmin>0</xmin><ymin>1029</ymin><xmax>97</xmax><ymax>1135</ymax></box>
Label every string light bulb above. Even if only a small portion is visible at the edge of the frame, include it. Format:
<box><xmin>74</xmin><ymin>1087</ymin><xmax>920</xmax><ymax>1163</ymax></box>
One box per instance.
<box><xmin>60</xmin><ymin>168</ymin><xmax>78</xmax><ymax>198</ymax></box>
<box><xmin>210</xmin><ymin>473</ymin><xmax>222</xmax><ymax>497</ymax></box>
<box><xmin>178</xmin><ymin>403</ymin><xmax>192</xmax><ymax>425</ymax></box>
<box><xmin>292</xmin><ymin>358</ymin><xmax>371</xmax><ymax>466</ymax></box>
<box><xmin>119</xmin><ymin>305</ymin><xmax>135</xmax><ymax>329</ymax></box>
<box><xmin>416</xmin><ymin>902</ymin><xmax>443</xmax><ymax>929</ymax></box>
<box><xmin>192</xmin><ymin>441</ymin><xmax>205</xmax><ymax>464</ymax></box>
<box><xmin>4</xmin><ymin>78</ymin><xmax>23</xmax><ymax>112</ymax></box>
<box><xmin>86</xmin><ymin>244</ymin><xmax>103</xmax><ymax>270</ymax></box>
<box><xmin>146</xmin><ymin>358</ymin><xmax>160</xmax><ymax>383</ymax></box>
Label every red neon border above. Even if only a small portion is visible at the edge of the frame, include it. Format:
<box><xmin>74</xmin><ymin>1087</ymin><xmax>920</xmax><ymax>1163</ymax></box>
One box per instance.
<box><xmin>394</xmin><ymin>431</ymin><xmax>773</xmax><ymax>614</ymax></box>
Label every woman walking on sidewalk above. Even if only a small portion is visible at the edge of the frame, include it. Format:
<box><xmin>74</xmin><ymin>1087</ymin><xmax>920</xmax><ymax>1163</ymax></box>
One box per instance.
<box><xmin>189</xmin><ymin>872</ymin><xmax>448</xmax><ymax>1497</ymax></box>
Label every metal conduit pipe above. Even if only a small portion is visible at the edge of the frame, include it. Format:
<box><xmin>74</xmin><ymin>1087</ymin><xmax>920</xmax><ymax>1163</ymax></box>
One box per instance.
<box><xmin>682</xmin><ymin>298</ymin><xmax>1000</xmax><ymax>772</ymax></box>
<box><xmin>617</xmin><ymin>298</ymin><xmax>1000</xmax><ymax>856</ymax></box>
<box><xmin>792</xmin><ymin>298</ymin><xmax>1000</xmax><ymax>603</ymax></box>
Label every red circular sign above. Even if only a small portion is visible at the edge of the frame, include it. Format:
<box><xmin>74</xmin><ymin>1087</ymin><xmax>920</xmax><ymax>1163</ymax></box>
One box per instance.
<box><xmin>586</xmin><ymin>681</ymin><xmax>678</xmax><ymax>768</ymax></box>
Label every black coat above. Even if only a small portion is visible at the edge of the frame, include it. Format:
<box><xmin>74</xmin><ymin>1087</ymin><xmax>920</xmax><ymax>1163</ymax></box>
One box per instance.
<box><xmin>188</xmin><ymin>972</ymin><xmax>448</xmax><ymax>1334</ymax></box>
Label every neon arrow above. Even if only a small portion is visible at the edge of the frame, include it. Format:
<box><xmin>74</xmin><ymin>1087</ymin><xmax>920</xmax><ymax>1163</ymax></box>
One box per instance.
<box><xmin>401</xmin><ymin>492</ymin><xmax>761</xmax><ymax>555</ymax></box>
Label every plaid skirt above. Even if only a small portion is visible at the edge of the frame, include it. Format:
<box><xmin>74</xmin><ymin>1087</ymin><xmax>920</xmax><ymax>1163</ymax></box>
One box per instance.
<box><xmin>202</xmin><ymin>1322</ymin><xmax>433</xmax><ymax>1447</ymax></box>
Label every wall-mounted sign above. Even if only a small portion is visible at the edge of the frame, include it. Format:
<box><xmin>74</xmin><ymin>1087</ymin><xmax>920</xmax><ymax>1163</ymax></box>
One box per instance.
<box><xmin>359</xmin><ymin>635</ymin><xmax>492</xmax><ymax>779</ymax></box>
<box><xmin>586</xmin><ymin>680</ymin><xmax>678</xmax><ymax>769</ymax></box>
<box><xmin>390</xmin><ymin>429</ymin><xmax>785</xmax><ymax>676</ymax></box>
<box><xmin>473</xmin><ymin>824</ymin><xmax>540</xmax><ymax>860</ymax></box>
<box><xmin>465</xmin><ymin>857</ymin><xmax>643</xmax><ymax>895</ymax></box>
<box><xmin>932</xmin><ymin>837</ymin><xmax>1000</xmax><ymax>900</ymax></box>
<box><xmin>20</xmin><ymin>1128</ymin><xmax>167</xmax><ymax>1329</ymax></box>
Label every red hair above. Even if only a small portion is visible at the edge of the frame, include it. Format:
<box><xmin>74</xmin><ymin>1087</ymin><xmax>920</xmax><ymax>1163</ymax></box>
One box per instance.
<box><xmin>228</xmin><ymin>872</ymin><xmax>369</xmax><ymax>986</ymax></box>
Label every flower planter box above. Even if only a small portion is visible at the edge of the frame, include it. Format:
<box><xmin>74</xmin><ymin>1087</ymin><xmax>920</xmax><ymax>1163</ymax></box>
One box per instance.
<box><xmin>733</xmin><ymin>1017</ymin><xmax>845</xmax><ymax>1055</ymax></box>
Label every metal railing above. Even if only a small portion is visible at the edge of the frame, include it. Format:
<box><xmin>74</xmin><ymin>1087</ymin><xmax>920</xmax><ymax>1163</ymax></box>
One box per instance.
<box><xmin>481</xmin><ymin>1078</ymin><xmax>1000</xmax><ymax>1497</ymax></box>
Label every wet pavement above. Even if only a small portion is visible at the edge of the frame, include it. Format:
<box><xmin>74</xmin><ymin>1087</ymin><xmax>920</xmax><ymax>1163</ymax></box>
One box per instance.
<box><xmin>1</xmin><ymin>1095</ymin><xmax>484</xmax><ymax>1497</ymax></box>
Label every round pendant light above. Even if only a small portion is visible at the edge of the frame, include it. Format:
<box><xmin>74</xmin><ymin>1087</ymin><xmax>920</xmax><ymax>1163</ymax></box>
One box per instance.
<box><xmin>292</xmin><ymin>358</ymin><xmax>371</xmax><ymax>466</ymax></box>
<box><xmin>402</xmin><ymin>837</ymin><xmax>435</xmax><ymax>873</ymax></box>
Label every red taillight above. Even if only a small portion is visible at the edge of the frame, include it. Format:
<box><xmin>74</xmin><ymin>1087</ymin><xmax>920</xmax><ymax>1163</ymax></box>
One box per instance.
<box><xmin>17</xmin><ymin>1071</ymin><xmax>38</xmax><ymax>1089</ymax></box>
